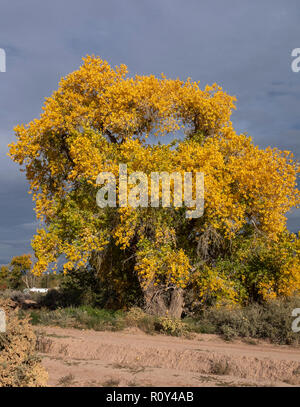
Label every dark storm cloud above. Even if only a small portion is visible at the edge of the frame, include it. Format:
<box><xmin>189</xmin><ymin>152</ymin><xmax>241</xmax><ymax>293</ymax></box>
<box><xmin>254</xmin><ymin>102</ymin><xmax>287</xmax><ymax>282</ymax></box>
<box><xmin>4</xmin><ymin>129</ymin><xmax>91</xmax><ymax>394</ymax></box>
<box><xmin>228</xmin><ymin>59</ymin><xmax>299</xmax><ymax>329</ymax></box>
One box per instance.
<box><xmin>0</xmin><ymin>0</ymin><xmax>300</xmax><ymax>263</ymax></box>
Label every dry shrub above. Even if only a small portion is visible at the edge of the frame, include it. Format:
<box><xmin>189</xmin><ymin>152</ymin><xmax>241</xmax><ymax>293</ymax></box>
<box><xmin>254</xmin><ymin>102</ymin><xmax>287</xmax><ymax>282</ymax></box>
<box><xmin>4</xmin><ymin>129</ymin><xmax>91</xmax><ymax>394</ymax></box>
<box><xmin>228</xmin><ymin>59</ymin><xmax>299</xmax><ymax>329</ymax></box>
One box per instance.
<box><xmin>35</xmin><ymin>331</ymin><xmax>53</xmax><ymax>353</ymax></box>
<box><xmin>210</xmin><ymin>358</ymin><xmax>231</xmax><ymax>375</ymax></box>
<box><xmin>125</xmin><ymin>307</ymin><xmax>156</xmax><ymax>334</ymax></box>
<box><xmin>125</xmin><ymin>307</ymin><xmax>148</xmax><ymax>325</ymax></box>
<box><xmin>154</xmin><ymin>316</ymin><xmax>190</xmax><ymax>337</ymax></box>
<box><xmin>125</xmin><ymin>306</ymin><xmax>190</xmax><ymax>336</ymax></box>
<box><xmin>0</xmin><ymin>298</ymin><xmax>48</xmax><ymax>386</ymax></box>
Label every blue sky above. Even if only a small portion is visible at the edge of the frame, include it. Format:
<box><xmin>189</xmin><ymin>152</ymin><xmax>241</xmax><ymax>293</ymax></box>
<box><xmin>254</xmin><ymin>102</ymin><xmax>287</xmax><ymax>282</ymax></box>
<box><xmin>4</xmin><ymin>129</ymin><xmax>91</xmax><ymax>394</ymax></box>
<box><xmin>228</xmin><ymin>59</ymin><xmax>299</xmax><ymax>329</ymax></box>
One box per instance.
<box><xmin>0</xmin><ymin>0</ymin><xmax>299</xmax><ymax>264</ymax></box>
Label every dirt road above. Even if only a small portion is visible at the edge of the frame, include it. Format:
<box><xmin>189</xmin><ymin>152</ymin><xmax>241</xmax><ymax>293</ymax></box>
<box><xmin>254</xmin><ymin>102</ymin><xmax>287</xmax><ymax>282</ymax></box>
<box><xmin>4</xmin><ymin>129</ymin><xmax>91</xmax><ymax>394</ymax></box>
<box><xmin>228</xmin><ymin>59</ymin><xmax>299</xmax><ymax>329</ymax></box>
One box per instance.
<box><xmin>39</xmin><ymin>326</ymin><xmax>300</xmax><ymax>387</ymax></box>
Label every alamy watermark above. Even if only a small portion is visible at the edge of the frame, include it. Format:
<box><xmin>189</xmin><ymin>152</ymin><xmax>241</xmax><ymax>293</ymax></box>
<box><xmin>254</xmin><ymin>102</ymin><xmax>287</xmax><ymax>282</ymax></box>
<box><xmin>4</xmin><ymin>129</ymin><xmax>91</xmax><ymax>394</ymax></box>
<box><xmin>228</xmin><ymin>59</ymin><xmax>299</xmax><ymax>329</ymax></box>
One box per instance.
<box><xmin>291</xmin><ymin>48</ymin><xmax>300</xmax><ymax>72</ymax></box>
<box><xmin>96</xmin><ymin>164</ymin><xmax>204</xmax><ymax>218</ymax></box>
<box><xmin>292</xmin><ymin>308</ymin><xmax>300</xmax><ymax>333</ymax></box>
<box><xmin>0</xmin><ymin>48</ymin><xmax>6</xmax><ymax>72</ymax></box>
<box><xmin>0</xmin><ymin>309</ymin><xmax>6</xmax><ymax>333</ymax></box>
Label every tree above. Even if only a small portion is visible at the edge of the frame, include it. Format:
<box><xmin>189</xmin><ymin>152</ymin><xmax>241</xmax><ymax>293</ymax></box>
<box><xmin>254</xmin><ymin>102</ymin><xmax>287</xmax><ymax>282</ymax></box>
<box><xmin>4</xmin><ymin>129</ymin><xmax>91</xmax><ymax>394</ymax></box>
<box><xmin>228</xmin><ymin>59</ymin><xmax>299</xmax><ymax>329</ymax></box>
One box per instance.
<box><xmin>0</xmin><ymin>265</ymin><xmax>9</xmax><ymax>290</ymax></box>
<box><xmin>8</xmin><ymin>56</ymin><xmax>300</xmax><ymax>316</ymax></box>
<box><xmin>0</xmin><ymin>254</ymin><xmax>33</xmax><ymax>290</ymax></box>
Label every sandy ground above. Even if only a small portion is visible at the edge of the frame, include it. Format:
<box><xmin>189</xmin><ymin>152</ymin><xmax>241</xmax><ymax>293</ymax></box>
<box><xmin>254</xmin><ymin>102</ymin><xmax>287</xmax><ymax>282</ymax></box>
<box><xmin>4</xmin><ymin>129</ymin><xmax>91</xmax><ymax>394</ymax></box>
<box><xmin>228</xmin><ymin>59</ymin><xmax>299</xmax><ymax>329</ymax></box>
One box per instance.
<box><xmin>38</xmin><ymin>326</ymin><xmax>300</xmax><ymax>387</ymax></box>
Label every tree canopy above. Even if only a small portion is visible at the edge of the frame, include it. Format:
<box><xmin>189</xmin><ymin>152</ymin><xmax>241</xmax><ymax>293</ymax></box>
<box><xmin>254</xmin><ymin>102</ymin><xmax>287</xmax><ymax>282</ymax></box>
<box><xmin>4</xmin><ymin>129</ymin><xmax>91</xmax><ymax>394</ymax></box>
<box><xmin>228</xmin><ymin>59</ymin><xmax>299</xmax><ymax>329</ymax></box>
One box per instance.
<box><xmin>9</xmin><ymin>56</ymin><xmax>300</xmax><ymax>316</ymax></box>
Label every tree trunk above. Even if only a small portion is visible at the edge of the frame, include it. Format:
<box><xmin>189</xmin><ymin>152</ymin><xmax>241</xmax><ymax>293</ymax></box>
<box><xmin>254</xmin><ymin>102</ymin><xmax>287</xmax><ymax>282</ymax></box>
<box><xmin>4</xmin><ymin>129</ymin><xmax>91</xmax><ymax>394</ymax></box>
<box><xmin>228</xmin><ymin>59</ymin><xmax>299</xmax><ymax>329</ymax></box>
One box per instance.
<box><xmin>169</xmin><ymin>288</ymin><xmax>184</xmax><ymax>319</ymax></box>
<box><xmin>143</xmin><ymin>282</ymin><xmax>184</xmax><ymax>319</ymax></box>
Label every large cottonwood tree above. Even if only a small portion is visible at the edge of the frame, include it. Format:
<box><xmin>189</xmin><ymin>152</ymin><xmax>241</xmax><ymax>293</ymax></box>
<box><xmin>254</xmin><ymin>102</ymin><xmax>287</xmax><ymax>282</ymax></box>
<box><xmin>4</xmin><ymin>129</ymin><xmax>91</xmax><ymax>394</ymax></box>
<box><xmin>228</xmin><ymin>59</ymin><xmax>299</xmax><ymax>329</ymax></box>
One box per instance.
<box><xmin>9</xmin><ymin>56</ymin><xmax>300</xmax><ymax>316</ymax></box>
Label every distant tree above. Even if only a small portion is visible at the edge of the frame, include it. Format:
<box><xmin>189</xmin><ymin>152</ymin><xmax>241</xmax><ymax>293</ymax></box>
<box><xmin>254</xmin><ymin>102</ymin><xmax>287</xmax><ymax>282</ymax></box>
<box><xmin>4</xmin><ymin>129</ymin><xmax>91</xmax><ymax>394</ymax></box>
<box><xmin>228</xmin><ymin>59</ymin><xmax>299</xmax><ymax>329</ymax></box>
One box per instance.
<box><xmin>9</xmin><ymin>254</ymin><xmax>33</xmax><ymax>289</ymax></box>
<box><xmin>0</xmin><ymin>254</ymin><xmax>33</xmax><ymax>290</ymax></box>
<box><xmin>0</xmin><ymin>265</ymin><xmax>9</xmax><ymax>290</ymax></box>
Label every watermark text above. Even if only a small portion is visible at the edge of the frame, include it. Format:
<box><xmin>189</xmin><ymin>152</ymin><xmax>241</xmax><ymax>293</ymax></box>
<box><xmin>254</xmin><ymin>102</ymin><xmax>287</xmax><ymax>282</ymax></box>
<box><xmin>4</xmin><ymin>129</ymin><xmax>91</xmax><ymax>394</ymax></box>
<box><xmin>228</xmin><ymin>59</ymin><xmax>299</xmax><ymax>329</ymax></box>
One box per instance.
<box><xmin>96</xmin><ymin>164</ymin><xmax>204</xmax><ymax>219</ymax></box>
<box><xmin>0</xmin><ymin>48</ymin><xmax>6</xmax><ymax>72</ymax></box>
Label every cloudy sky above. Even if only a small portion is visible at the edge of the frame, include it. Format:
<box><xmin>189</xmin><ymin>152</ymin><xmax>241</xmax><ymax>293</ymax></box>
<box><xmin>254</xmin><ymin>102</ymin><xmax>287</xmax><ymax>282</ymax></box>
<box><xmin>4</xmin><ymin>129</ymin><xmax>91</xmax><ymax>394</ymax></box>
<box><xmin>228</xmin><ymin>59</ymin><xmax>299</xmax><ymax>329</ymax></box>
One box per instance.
<box><xmin>0</xmin><ymin>0</ymin><xmax>299</xmax><ymax>264</ymax></box>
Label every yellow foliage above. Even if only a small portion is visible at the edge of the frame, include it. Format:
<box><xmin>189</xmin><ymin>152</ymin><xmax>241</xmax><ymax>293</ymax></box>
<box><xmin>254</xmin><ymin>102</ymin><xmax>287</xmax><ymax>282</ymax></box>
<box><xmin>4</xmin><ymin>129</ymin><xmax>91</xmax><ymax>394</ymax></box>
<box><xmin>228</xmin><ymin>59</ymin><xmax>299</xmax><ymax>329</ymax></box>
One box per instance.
<box><xmin>7</xmin><ymin>55</ymin><xmax>300</xmax><ymax>305</ymax></box>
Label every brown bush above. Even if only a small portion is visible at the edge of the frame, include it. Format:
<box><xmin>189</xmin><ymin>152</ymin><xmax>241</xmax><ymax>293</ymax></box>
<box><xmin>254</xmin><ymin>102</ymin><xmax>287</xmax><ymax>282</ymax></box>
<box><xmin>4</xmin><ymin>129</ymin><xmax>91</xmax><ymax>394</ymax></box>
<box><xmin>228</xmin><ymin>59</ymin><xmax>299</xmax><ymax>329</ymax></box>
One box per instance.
<box><xmin>0</xmin><ymin>298</ymin><xmax>48</xmax><ymax>386</ymax></box>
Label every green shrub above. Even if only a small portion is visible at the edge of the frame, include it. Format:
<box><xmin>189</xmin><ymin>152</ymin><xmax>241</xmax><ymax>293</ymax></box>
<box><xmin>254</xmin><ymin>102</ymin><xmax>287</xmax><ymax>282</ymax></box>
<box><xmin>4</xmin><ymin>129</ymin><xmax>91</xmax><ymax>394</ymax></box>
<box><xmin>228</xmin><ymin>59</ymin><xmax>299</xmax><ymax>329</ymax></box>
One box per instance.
<box><xmin>43</xmin><ymin>266</ymin><xmax>143</xmax><ymax>310</ymax></box>
<box><xmin>26</xmin><ymin>306</ymin><xmax>126</xmax><ymax>331</ymax></box>
<box><xmin>188</xmin><ymin>296</ymin><xmax>300</xmax><ymax>344</ymax></box>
